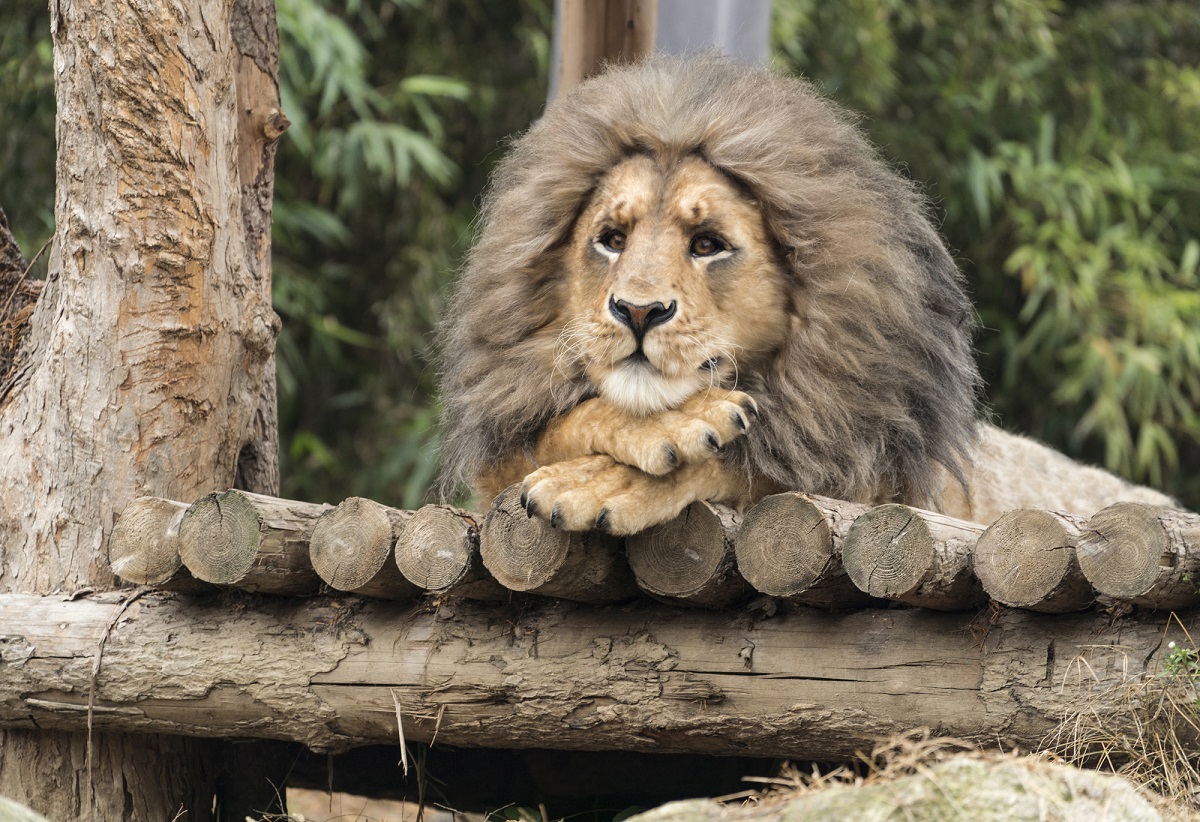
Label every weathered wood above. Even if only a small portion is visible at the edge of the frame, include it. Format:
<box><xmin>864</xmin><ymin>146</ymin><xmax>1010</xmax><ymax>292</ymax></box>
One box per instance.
<box><xmin>108</xmin><ymin>497</ymin><xmax>210</xmax><ymax>593</ymax></box>
<box><xmin>480</xmin><ymin>484</ymin><xmax>637</xmax><ymax>603</ymax></box>
<box><xmin>975</xmin><ymin>509</ymin><xmax>1094</xmax><ymax>612</ymax></box>
<box><xmin>625</xmin><ymin>501</ymin><xmax>747</xmax><ymax>608</ymax></box>
<box><xmin>0</xmin><ymin>591</ymin><xmax>1193</xmax><ymax>761</ymax></box>
<box><xmin>843</xmin><ymin>504</ymin><xmax>986</xmax><ymax>610</ymax></box>
<box><xmin>394</xmin><ymin>505</ymin><xmax>507</xmax><ymax>600</ymax></box>
<box><xmin>309</xmin><ymin>497</ymin><xmax>419</xmax><ymax>599</ymax></box>
<box><xmin>556</xmin><ymin>0</ymin><xmax>658</xmax><ymax>97</ymax></box>
<box><xmin>735</xmin><ymin>493</ymin><xmax>877</xmax><ymax>608</ymax></box>
<box><xmin>1077</xmin><ymin>503</ymin><xmax>1200</xmax><ymax>610</ymax></box>
<box><xmin>178</xmin><ymin>490</ymin><xmax>330</xmax><ymax>595</ymax></box>
<box><xmin>0</xmin><ymin>0</ymin><xmax>283</xmax><ymax>813</ymax></box>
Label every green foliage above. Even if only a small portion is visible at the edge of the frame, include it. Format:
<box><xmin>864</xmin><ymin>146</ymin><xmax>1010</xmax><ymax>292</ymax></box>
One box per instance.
<box><xmin>1</xmin><ymin>0</ymin><xmax>1194</xmax><ymax>508</ymax></box>
<box><xmin>0</xmin><ymin>0</ymin><xmax>55</xmax><ymax>271</ymax></box>
<box><xmin>271</xmin><ymin>0</ymin><xmax>551</xmax><ymax>507</ymax></box>
<box><xmin>775</xmin><ymin>0</ymin><xmax>1200</xmax><ymax>506</ymax></box>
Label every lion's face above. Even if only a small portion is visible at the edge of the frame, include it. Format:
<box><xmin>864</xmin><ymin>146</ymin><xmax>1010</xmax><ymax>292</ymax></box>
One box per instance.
<box><xmin>560</xmin><ymin>155</ymin><xmax>792</xmax><ymax>415</ymax></box>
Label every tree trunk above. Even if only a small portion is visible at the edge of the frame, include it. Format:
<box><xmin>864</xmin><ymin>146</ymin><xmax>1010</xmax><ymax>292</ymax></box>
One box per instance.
<box><xmin>0</xmin><ymin>0</ymin><xmax>283</xmax><ymax>815</ymax></box>
<box><xmin>0</xmin><ymin>592</ymin><xmax>1191</xmax><ymax>761</ymax></box>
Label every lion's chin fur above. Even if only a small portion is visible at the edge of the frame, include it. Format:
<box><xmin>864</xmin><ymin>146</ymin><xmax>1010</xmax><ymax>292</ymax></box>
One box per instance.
<box><xmin>598</xmin><ymin>362</ymin><xmax>709</xmax><ymax>416</ymax></box>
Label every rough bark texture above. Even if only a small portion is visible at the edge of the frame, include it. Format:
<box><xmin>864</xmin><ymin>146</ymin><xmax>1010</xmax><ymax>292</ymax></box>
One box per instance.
<box><xmin>481</xmin><ymin>484</ymin><xmax>638</xmax><ymax>603</ymax></box>
<box><xmin>975</xmin><ymin>509</ymin><xmax>1095</xmax><ymax>612</ymax></box>
<box><xmin>735</xmin><ymin>493</ymin><xmax>877</xmax><ymax>608</ymax></box>
<box><xmin>0</xmin><ymin>591</ymin><xmax>1192</xmax><ymax>761</ymax></box>
<box><xmin>843</xmin><ymin>504</ymin><xmax>987</xmax><ymax>610</ymax></box>
<box><xmin>0</xmin><ymin>0</ymin><xmax>283</xmax><ymax>815</ymax></box>
<box><xmin>626</xmin><ymin>501</ymin><xmax>749</xmax><ymax>608</ymax></box>
<box><xmin>1078</xmin><ymin>503</ymin><xmax>1200</xmax><ymax>610</ymax></box>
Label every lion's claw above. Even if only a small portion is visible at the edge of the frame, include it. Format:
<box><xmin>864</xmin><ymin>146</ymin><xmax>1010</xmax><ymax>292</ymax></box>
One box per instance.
<box><xmin>591</xmin><ymin>389</ymin><xmax>757</xmax><ymax>475</ymax></box>
<box><xmin>521</xmin><ymin>455</ymin><xmax>720</xmax><ymax>535</ymax></box>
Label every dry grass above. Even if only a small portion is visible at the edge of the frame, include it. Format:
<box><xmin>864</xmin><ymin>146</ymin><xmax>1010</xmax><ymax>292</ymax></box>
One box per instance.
<box><xmin>1044</xmin><ymin>614</ymin><xmax>1200</xmax><ymax>819</ymax></box>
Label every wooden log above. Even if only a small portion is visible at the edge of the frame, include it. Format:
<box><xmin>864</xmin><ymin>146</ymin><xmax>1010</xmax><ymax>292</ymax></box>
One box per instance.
<box><xmin>108</xmin><ymin>497</ymin><xmax>210</xmax><ymax>593</ymax></box>
<box><xmin>625</xmin><ymin>501</ymin><xmax>748</xmax><ymax>608</ymax></box>
<box><xmin>394</xmin><ymin>505</ymin><xmax>508</xmax><ymax>601</ymax></box>
<box><xmin>555</xmin><ymin>0</ymin><xmax>657</xmax><ymax>97</ymax></box>
<box><xmin>975</xmin><ymin>510</ymin><xmax>1095</xmax><ymax>612</ymax></box>
<box><xmin>0</xmin><ymin>591</ymin><xmax>1193</xmax><ymax>760</ymax></box>
<box><xmin>480</xmin><ymin>484</ymin><xmax>637</xmax><ymax>603</ymax></box>
<box><xmin>1077</xmin><ymin>503</ymin><xmax>1200</xmax><ymax>610</ymax></box>
<box><xmin>734</xmin><ymin>493</ymin><xmax>878</xmax><ymax>608</ymax></box>
<box><xmin>308</xmin><ymin>497</ymin><xmax>419</xmax><ymax>599</ymax></box>
<box><xmin>842</xmin><ymin>504</ymin><xmax>986</xmax><ymax>610</ymax></box>
<box><xmin>178</xmin><ymin>489</ymin><xmax>331</xmax><ymax>595</ymax></box>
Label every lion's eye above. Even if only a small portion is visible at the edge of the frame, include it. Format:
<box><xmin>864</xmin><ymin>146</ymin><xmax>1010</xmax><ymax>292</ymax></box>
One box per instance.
<box><xmin>689</xmin><ymin>234</ymin><xmax>728</xmax><ymax>257</ymax></box>
<box><xmin>599</xmin><ymin>230</ymin><xmax>627</xmax><ymax>253</ymax></box>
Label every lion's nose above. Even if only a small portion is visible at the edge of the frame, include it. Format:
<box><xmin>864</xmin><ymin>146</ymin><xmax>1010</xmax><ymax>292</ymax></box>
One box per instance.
<box><xmin>609</xmin><ymin>297</ymin><xmax>677</xmax><ymax>336</ymax></box>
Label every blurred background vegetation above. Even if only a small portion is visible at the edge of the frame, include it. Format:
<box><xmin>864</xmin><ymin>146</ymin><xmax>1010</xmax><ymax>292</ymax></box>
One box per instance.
<box><xmin>1</xmin><ymin>0</ymin><xmax>1196</xmax><ymax>508</ymax></box>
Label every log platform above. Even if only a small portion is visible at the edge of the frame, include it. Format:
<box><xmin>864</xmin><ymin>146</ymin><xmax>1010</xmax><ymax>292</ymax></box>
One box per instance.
<box><xmin>114</xmin><ymin>491</ymin><xmax>1199</xmax><ymax>614</ymax></box>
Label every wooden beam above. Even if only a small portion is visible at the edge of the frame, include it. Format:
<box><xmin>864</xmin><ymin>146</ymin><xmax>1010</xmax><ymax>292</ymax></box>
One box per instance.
<box><xmin>556</xmin><ymin>0</ymin><xmax>658</xmax><ymax>97</ymax></box>
<box><xmin>0</xmin><ymin>591</ymin><xmax>1190</xmax><ymax>759</ymax></box>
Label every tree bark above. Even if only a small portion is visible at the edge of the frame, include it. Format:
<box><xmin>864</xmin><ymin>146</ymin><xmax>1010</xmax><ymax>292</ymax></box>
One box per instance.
<box><xmin>0</xmin><ymin>0</ymin><xmax>283</xmax><ymax>815</ymax></box>
<box><xmin>0</xmin><ymin>591</ymin><xmax>1191</xmax><ymax>761</ymax></box>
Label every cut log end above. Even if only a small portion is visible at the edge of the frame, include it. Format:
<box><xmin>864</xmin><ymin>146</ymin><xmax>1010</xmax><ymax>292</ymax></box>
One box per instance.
<box><xmin>1077</xmin><ymin>502</ymin><xmax>1200</xmax><ymax>609</ymax></box>
<box><xmin>178</xmin><ymin>490</ymin><xmax>261</xmax><ymax>584</ymax></box>
<box><xmin>626</xmin><ymin>501</ymin><xmax>746</xmax><ymax>608</ymax></box>
<box><xmin>177</xmin><ymin>489</ymin><xmax>327</xmax><ymax>595</ymax></box>
<box><xmin>480</xmin><ymin>485</ymin><xmax>636</xmax><ymax>603</ymax></box>
<box><xmin>108</xmin><ymin>497</ymin><xmax>194</xmax><ymax>587</ymax></box>
<box><xmin>735</xmin><ymin>493</ymin><xmax>834</xmax><ymax>597</ymax></box>
<box><xmin>1077</xmin><ymin>503</ymin><xmax>1165</xmax><ymax>599</ymax></box>
<box><xmin>843</xmin><ymin>504</ymin><xmax>934</xmax><ymax>599</ymax></box>
<box><xmin>481</xmin><ymin>486</ymin><xmax>573</xmax><ymax>591</ymax></box>
<box><xmin>309</xmin><ymin>497</ymin><xmax>394</xmax><ymax>591</ymax></box>
<box><xmin>975</xmin><ymin>509</ymin><xmax>1093</xmax><ymax>612</ymax></box>
<box><xmin>396</xmin><ymin>505</ymin><xmax>482</xmax><ymax>591</ymax></box>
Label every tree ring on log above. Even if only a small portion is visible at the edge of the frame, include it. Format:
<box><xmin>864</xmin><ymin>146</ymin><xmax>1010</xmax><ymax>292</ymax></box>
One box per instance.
<box><xmin>626</xmin><ymin>501</ymin><xmax>745</xmax><ymax>606</ymax></box>
<box><xmin>309</xmin><ymin>497</ymin><xmax>394</xmax><ymax>591</ymax></box>
<box><xmin>109</xmin><ymin>497</ymin><xmax>189</xmax><ymax>585</ymax></box>
<box><xmin>735</xmin><ymin>493</ymin><xmax>835</xmax><ymax>597</ymax></box>
<box><xmin>975</xmin><ymin>509</ymin><xmax>1093</xmax><ymax>611</ymax></box>
<box><xmin>179</xmin><ymin>491</ymin><xmax>262</xmax><ymax>584</ymax></box>
<box><xmin>481</xmin><ymin>487</ymin><xmax>574</xmax><ymax>590</ymax></box>
<box><xmin>843</xmin><ymin>504</ymin><xmax>931</xmax><ymax>598</ymax></box>
<box><xmin>395</xmin><ymin>505</ymin><xmax>479</xmax><ymax>590</ymax></box>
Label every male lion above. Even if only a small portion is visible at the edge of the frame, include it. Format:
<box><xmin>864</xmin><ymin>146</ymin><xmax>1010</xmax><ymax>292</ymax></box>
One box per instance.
<box><xmin>438</xmin><ymin>54</ymin><xmax>1173</xmax><ymax>535</ymax></box>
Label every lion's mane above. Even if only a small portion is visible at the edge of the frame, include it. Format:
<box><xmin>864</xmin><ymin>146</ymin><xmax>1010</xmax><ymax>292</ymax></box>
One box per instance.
<box><xmin>438</xmin><ymin>54</ymin><xmax>981</xmax><ymax>508</ymax></box>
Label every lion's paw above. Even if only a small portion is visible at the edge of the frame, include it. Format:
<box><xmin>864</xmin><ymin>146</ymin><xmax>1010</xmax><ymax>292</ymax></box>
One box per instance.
<box><xmin>520</xmin><ymin>455</ymin><xmax>699</xmax><ymax>536</ymax></box>
<box><xmin>597</xmin><ymin>389</ymin><xmax>758</xmax><ymax>476</ymax></box>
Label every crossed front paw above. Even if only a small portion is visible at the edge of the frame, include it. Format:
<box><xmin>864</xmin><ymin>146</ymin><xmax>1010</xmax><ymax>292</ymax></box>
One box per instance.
<box><xmin>598</xmin><ymin>389</ymin><xmax>758</xmax><ymax>476</ymax></box>
<box><xmin>520</xmin><ymin>455</ymin><xmax>722</xmax><ymax>536</ymax></box>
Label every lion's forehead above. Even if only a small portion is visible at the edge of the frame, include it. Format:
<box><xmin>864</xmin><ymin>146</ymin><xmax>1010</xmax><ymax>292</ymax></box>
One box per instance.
<box><xmin>593</xmin><ymin>156</ymin><xmax>752</xmax><ymax>234</ymax></box>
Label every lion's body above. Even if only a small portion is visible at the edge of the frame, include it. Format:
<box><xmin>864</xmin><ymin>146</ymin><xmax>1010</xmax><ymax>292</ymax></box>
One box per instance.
<box><xmin>439</xmin><ymin>55</ymin><xmax>1173</xmax><ymax>533</ymax></box>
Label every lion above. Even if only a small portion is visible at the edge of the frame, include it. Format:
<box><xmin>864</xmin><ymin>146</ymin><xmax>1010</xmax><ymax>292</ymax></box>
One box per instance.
<box><xmin>437</xmin><ymin>54</ymin><xmax>1174</xmax><ymax>535</ymax></box>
